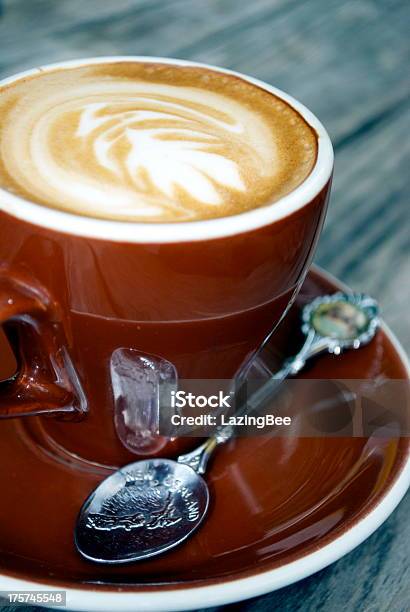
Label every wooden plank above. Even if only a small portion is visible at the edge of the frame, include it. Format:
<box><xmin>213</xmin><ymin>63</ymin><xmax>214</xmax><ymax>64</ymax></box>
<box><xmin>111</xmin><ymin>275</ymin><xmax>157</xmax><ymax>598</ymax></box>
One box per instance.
<box><xmin>0</xmin><ymin>0</ymin><xmax>286</xmax><ymax>75</ymax></box>
<box><xmin>316</xmin><ymin>103</ymin><xmax>410</xmax><ymax>348</ymax></box>
<box><xmin>170</xmin><ymin>0</ymin><xmax>409</xmax><ymax>145</ymax></box>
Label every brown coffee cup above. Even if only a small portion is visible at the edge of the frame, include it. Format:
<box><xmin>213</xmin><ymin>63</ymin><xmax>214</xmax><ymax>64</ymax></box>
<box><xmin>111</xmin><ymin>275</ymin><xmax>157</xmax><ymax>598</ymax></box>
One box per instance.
<box><xmin>0</xmin><ymin>57</ymin><xmax>333</xmax><ymax>467</ymax></box>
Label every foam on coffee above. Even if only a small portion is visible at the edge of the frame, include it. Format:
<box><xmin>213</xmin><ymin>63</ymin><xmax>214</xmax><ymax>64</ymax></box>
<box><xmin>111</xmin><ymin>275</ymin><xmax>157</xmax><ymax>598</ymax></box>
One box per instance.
<box><xmin>0</xmin><ymin>62</ymin><xmax>317</xmax><ymax>222</ymax></box>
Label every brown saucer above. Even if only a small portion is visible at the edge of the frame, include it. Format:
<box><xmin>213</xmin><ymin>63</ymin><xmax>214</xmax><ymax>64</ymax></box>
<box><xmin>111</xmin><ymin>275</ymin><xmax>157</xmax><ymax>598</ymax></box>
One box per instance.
<box><xmin>0</xmin><ymin>266</ymin><xmax>408</xmax><ymax>603</ymax></box>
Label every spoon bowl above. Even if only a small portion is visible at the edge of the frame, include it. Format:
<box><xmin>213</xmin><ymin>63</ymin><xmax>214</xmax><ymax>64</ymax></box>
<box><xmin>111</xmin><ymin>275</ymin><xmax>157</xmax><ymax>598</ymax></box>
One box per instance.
<box><xmin>76</xmin><ymin>459</ymin><xmax>209</xmax><ymax>563</ymax></box>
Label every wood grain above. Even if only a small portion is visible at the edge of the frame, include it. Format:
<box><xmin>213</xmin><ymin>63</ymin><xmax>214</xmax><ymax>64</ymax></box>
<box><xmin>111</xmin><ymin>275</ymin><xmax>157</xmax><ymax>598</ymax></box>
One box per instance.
<box><xmin>0</xmin><ymin>0</ymin><xmax>409</xmax><ymax>611</ymax></box>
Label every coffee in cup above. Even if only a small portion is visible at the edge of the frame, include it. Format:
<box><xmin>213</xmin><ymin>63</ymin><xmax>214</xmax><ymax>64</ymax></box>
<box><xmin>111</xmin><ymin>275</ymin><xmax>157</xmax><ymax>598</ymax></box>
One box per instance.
<box><xmin>0</xmin><ymin>61</ymin><xmax>317</xmax><ymax>223</ymax></box>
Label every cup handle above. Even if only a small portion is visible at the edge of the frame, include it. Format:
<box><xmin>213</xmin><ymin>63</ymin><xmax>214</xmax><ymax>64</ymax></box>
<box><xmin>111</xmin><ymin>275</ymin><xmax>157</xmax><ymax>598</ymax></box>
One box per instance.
<box><xmin>0</xmin><ymin>269</ymin><xmax>87</xmax><ymax>419</ymax></box>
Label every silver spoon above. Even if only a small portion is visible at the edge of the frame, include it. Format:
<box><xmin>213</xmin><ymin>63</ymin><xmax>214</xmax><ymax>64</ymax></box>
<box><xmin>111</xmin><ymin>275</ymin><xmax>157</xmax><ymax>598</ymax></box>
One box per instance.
<box><xmin>75</xmin><ymin>292</ymin><xmax>379</xmax><ymax>564</ymax></box>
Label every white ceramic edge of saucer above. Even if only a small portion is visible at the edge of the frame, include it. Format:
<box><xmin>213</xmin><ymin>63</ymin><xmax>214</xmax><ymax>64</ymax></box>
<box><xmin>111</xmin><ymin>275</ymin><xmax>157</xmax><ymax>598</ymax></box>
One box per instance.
<box><xmin>0</xmin><ymin>55</ymin><xmax>334</xmax><ymax>244</ymax></box>
<box><xmin>0</xmin><ymin>267</ymin><xmax>408</xmax><ymax>611</ymax></box>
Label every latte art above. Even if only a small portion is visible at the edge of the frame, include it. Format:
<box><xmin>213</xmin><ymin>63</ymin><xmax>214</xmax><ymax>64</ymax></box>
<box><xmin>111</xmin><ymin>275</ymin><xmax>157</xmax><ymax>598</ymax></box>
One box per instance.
<box><xmin>72</xmin><ymin>88</ymin><xmax>257</xmax><ymax>212</ymax></box>
<box><xmin>0</xmin><ymin>62</ymin><xmax>317</xmax><ymax>222</ymax></box>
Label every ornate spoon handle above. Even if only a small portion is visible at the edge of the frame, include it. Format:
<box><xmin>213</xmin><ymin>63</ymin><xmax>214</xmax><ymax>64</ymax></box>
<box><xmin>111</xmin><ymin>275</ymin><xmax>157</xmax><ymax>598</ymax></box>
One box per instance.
<box><xmin>178</xmin><ymin>292</ymin><xmax>379</xmax><ymax>475</ymax></box>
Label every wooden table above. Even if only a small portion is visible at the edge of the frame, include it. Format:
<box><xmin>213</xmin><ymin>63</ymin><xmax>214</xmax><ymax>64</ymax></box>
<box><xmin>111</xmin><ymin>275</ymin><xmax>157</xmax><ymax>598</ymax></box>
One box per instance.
<box><xmin>0</xmin><ymin>1</ymin><xmax>408</xmax><ymax>610</ymax></box>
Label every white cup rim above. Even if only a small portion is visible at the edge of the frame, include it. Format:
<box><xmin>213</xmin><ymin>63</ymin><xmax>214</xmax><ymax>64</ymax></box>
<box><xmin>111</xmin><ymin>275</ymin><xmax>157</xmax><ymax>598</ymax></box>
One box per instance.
<box><xmin>0</xmin><ymin>56</ymin><xmax>334</xmax><ymax>243</ymax></box>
